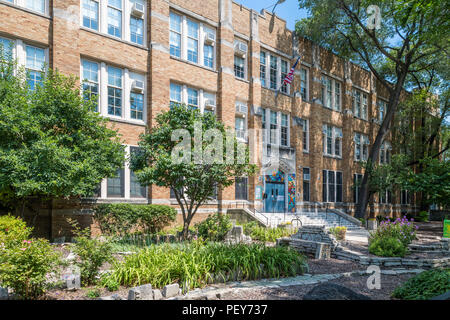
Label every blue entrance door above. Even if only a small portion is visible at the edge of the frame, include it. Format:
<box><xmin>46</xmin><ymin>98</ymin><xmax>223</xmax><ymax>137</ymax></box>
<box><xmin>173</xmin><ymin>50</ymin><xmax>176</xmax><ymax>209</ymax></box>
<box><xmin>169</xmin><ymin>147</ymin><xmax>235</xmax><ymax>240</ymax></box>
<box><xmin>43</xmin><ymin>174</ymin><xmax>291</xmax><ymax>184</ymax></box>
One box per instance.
<box><xmin>264</xmin><ymin>183</ymin><xmax>285</xmax><ymax>213</ymax></box>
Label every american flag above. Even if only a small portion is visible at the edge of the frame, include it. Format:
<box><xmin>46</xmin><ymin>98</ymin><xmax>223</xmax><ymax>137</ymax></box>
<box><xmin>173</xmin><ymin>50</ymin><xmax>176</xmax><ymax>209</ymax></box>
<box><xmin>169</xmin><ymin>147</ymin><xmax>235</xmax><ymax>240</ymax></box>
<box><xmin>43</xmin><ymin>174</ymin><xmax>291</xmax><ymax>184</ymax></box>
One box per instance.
<box><xmin>282</xmin><ymin>56</ymin><xmax>301</xmax><ymax>85</ymax></box>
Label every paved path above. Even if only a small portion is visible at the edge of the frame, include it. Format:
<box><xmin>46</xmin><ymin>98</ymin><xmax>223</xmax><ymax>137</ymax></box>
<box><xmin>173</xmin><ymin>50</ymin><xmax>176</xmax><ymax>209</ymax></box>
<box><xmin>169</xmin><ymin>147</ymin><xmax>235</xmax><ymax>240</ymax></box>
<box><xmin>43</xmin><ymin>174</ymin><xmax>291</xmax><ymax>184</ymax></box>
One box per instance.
<box><xmin>346</xmin><ymin>228</ymin><xmax>370</xmax><ymax>244</ymax></box>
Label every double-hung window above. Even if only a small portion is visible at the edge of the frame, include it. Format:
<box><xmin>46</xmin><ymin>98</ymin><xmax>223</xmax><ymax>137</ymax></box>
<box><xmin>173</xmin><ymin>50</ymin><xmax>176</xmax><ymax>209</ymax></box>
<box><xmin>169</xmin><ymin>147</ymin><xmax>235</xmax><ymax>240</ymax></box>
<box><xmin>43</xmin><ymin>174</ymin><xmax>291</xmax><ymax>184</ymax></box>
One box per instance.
<box><xmin>353</xmin><ymin>174</ymin><xmax>363</xmax><ymax>203</ymax></box>
<box><xmin>300</xmin><ymin>68</ymin><xmax>308</xmax><ymax>100</ymax></box>
<box><xmin>235</xmin><ymin>177</ymin><xmax>248</xmax><ymax>200</ymax></box>
<box><xmin>380</xmin><ymin>189</ymin><xmax>392</xmax><ymax>204</ymax></box>
<box><xmin>321</xmin><ymin>75</ymin><xmax>341</xmax><ymax>111</ymax></box>
<box><xmin>323</xmin><ymin>170</ymin><xmax>343</xmax><ymax>203</ymax></box>
<box><xmin>301</xmin><ymin>119</ymin><xmax>309</xmax><ymax>152</ymax></box>
<box><xmin>130</xmin><ymin>92</ymin><xmax>144</xmax><ymax>120</ymax></box>
<box><xmin>81</xmin><ymin>59</ymin><xmax>99</xmax><ymax>111</ymax></box>
<box><xmin>378</xmin><ymin>99</ymin><xmax>387</xmax><ymax>122</ymax></box>
<box><xmin>107</xmin><ymin>0</ymin><xmax>122</xmax><ymax>38</ymax></box>
<box><xmin>0</xmin><ymin>37</ymin><xmax>13</xmax><ymax>62</ymax></box>
<box><xmin>107</xmin><ymin>66</ymin><xmax>123</xmax><ymax>117</ymax></box>
<box><xmin>26</xmin><ymin>0</ymin><xmax>45</xmax><ymax>14</ymax></box>
<box><xmin>354</xmin><ymin>133</ymin><xmax>369</xmax><ymax>161</ymax></box>
<box><xmin>281</xmin><ymin>114</ymin><xmax>289</xmax><ymax>146</ymax></box>
<box><xmin>234</xmin><ymin>55</ymin><xmax>245</xmax><ymax>79</ymax></box>
<box><xmin>323</xmin><ymin>125</ymin><xmax>342</xmax><ymax>157</ymax></box>
<box><xmin>401</xmin><ymin>190</ymin><xmax>410</xmax><ymax>205</ymax></box>
<box><xmin>380</xmin><ymin>141</ymin><xmax>391</xmax><ymax>164</ymax></box>
<box><xmin>353</xmin><ymin>88</ymin><xmax>368</xmax><ymax>120</ymax></box>
<box><xmin>260</xmin><ymin>52</ymin><xmax>267</xmax><ymax>87</ymax></box>
<box><xmin>262</xmin><ymin>108</ymin><xmax>267</xmax><ymax>144</ymax></box>
<box><xmin>82</xmin><ymin>0</ymin><xmax>99</xmax><ymax>31</ymax></box>
<box><xmin>235</xmin><ymin>117</ymin><xmax>246</xmax><ymax>141</ymax></box>
<box><xmin>169</xmin><ymin>12</ymin><xmax>182</xmax><ymax>58</ymax></box>
<box><xmin>130</xmin><ymin>16</ymin><xmax>144</xmax><ymax>45</ymax></box>
<box><xmin>107</xmin><ymin>168</ymin><xmax>125</xmax><ymax>198</ymax></box>
<box><xmin>187</xmin><ymin>87</ymin><xmax>198</xmax><ymax>109</ymax></box>
<box><xmin>187</xmin><ymin>19</ymin><xmax>199</xmax><ymax>63</ymax></box>
<box><xmin>270</xmin><ymin>111</ymin><xmax>278</xmax><ymax>145</ymax></box>
<box><xmin>269</xmin><ymin>55</ymin><xmax>278</xmax><ymax>90</ymax></box>
<box><xmin>281</xmin><ymin>60</ymin><xmax>289</xmax><ymax>94</ymax></box>
<box><xmin>129</xmin><ymin>146</ymin><xmax>146</xmax><ymax>198</ymax></box>
<box><xmin>26</xmin><ymin>45</ymin><xmax>45</xmax><ymax>90</ymax></box>
<box><xmin>203</xmin><ymin>27</ymin><xmax>215</xmax><ymax>68</ymax></box>
<box><xmin>169</xmin><ymin>83</ymin><xmax>182</xmax><ymax>108</ymax></box>
<box><xmin>303</xmin><ymin>168</ymin><xmax>310</xmax><ymax>202</ymax></box>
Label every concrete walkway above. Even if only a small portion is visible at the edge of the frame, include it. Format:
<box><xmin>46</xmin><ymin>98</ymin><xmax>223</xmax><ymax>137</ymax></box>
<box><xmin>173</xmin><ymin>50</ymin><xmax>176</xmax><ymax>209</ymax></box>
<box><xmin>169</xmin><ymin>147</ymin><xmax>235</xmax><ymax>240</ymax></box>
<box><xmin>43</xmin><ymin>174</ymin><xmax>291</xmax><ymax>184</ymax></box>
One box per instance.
<box><xmin>346</xmin><ymin>228</ymin><xmax>370</xmax><ymax>244</ymax></box>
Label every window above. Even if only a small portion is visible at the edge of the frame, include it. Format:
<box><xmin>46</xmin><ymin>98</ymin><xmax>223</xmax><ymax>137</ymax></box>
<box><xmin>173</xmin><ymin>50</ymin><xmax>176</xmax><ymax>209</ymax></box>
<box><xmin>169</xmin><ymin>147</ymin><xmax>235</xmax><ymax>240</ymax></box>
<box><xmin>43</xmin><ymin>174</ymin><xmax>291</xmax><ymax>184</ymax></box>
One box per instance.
<box><xmin>82</xmin><ymin>0</ymin><xmax>99</xmax><ymax>31</ymax></box>
<box><xmin>187</xmin><ymin>87</ymin><xmax>198</xmax><ymax>109</ymax></box>
<box><xmin>186</xmin><ymin>19</ymin><xmax>199</xmax><ymax>63</ymax></box>
<box><xmin>203</xmin><ymin>92</ymin><xmax>216</xmax><ymax>114</ymax></box>
<box><xmin>26</xmin><ymin>0</ymin><xmax>45</xmax><ymax>14</ymax></box>
<box><xmin>270</xmin><ymin>55</ymin><xmax>278</xmax><ymax>89</ymax></box>
<box><xmin>270</xmin><ymin>111</ymin><xmax>278</xmax><ymax>145</ymax></box>
<box><xmin>401</xmin><ymin>190</ymin><xmax>410</xmax><ymax>205</ymax></box>
<box><xmin>0</xmin><ymin>37</ymin><xmax>13</xmax><ymax>61</ymax></box>
<box><xmin>234</xmin><ymin>55</ymin><xmax>245</xmax><ymax>79</ymax></box>
<box><xmin>107</xmin><ymin>66</ymin><xmax>123</xmax><ymax>116</ymax></box>
<box><xmin>235</xmin><ymin>117</ymin><xmax>246</xmax><ymax>141</ymax></box>
<box><xmin>130</xmin><ymin>16</ymin><xmax>144</xmax><ymax>45</ymax></box>
<box><xmin>354</xmin><ymin>133</ymin><xmax>369</xmax><ymax>161</ymax></box>
<box><xmin>378</xmin><ymin>99</ymin><xmax>387</xmax><ymax>122</ymax></box>
<box><xmin>300</xmin><ymin>68</ymin><xmax>308</xmax><ymax>100</ymax></box>
<box><xmin>81</xmin><ymin>59</ymin><xmax>99</xmax><ymax>111</ymax></box>
<box><xmin>281</xmin><ymin>114</ymin><xmax>289</xmax><ymax>146</ymax></box>
<box><xmin>380</xmin><ymin>189</ymin><xmax>392</xmax><ymax>204</ymax></box>
<box><xmin>129</xmin><ymin>147</ymin><xmax>146</xmax><ymax>198</ymax></box>
<box><xmin>352</xmin><ymin>89</ymin><xmax>368</xmax><ymax>120</ymax></box>
<box><xmin>301</xmin><ymin>119</ymin><xmax>309</xmax><ymax>152</ymax></box>
<box><xmin>323</xmin><ymin>170</ymin><xmax>343</xmax><ymax>203</ymax></box>
<box><xmin>281</xmin><ymin>60</ymin><xmax>288</xmax><ymax>94</ymax></box>
<box><xmin>203</xmin><ymin>26</ymin><xmax>215</xmax><ymax>68</ymax></box>
<box><xmin>26</xmin><ymin>45</ymin><xmax>45</xmax><ymax>90</ymax></box>
<box><xmin>260</xmin><ymin>52</ymin><xmax>266</xmax><ymax>87</ymax></box>
<box><xmin>107</xmin><ymin>0</ymin><xmax>122</xmax><ymax>38</ymax></box>
<box><xmin>380</xmin><ymin>141</ymin><xmax>391</xmax><ymax>164</ymax></box>
<box><xmin>107</xmin><ymin>168</ymin><xmax>125</xmax><ymax>198</ymax></box>
<box><xmin>170</xmin><ymin>83</ymin><xmax>182</xmax><ymax>107</ymax></box>
<box><xmin>321</xmin><ymin>76</ymin><xmax>341</xmax><ymax>111</ymax></box>
<box><xmin>353</xmin><ymin>173</ymin><xmax>363</xmax><ymax>203</ymax></box>
<box><xmin>235</xmin><ymin>177</ymin><xmax>248</xmax><ymax>200</ymax></box>
<box><xmin>130</xmin><ymin>92</ymin><xmax>144</xmax><ymax>120</ymax></box>
<box><xmin>323</xmin><ymin>124</ymin><xmax>342</xmax><ymax>157</ymax></box>
<box><xmin>169</xmin><ymin>12</ymin><xmax>182</xmax><ymax>58</ymax></box>
<box><xmin>303</xmin><ymin>168</ymin><xmax>310</xmax><ymax>202</ymax></box>
<box><xmin>262</xmin><ymin>108</ymin><xmax>266</xmax><ymax>144</ymax></box>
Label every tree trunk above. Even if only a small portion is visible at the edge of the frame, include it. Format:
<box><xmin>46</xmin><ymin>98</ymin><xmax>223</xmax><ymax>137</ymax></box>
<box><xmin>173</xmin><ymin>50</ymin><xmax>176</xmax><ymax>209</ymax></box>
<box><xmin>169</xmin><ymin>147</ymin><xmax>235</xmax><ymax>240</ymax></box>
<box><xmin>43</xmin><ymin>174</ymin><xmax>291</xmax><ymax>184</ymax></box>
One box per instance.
<box><xmin>356</xmin><ymin>71</ymin><xmax>408</xmax><ymax>219</ymax></box>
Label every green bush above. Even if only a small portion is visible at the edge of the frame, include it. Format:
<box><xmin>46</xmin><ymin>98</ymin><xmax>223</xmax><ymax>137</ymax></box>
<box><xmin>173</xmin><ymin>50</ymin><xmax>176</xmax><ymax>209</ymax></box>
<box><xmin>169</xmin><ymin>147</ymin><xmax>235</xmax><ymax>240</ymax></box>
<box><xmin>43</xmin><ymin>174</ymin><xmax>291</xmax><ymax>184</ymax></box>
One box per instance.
<box><xmin>369</xmin><ymin>216</ymin><xmax>417</xmax><ymax>247</ymax></box>
<box><xmin>104</xmin><ymin>241</ymin><xmax>307</xmax><ymax>290</ymax></box>
<box><xmin>86</xmin><ymin>288</ymin><xmax>101</xmax><ymax>299</ymax></box>
<box><xmin>194</xmin><ymin>213</ymin><xmax>232</xmax><ymax>241</ymax></box>
<box><xmin>414</xmin><ymin>211</ymin><xmax>429</xmax><ymax>222</ymax></box>
<box><xmin>368</xmin><ymin>236</ymin><xmax>408</xmax><ymax>257</ymax></box>
<box><xmin>68</xmin><ymin>219</ymin><xmax>114</xmax><ymax>286</ymax></box>
<box><xmin>243</xmin><ymin>222</ymin><xmax>295</xmax><ymax>243</ymax></box>
<box><xmin>329</xmin><ymin>226</ymin><xmax>347</xmax><ymax>240</ymax></box>
<box><xmin>93</xmin><ymin>204</ymin><xmax>177</xmax><ymax>236</ymax></box>
<box><xmin>0</xmin><ymin>216</ymin><xmax>62</xmax><ymax>299</ymax></box>
<box><xmin>392</xmin><ymin>269</ymin><xmax>450</xmax><ymax>300</ymax></box>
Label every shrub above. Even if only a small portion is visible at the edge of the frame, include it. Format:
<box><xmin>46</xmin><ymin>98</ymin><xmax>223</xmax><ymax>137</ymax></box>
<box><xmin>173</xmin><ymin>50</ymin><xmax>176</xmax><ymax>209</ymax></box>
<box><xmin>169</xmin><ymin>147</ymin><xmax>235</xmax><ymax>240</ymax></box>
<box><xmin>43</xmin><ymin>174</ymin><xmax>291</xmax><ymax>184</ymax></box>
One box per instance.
<box><xmin>0</xmin><ymin>216</ymin><xmax>62</xmax><ymax>299</ymax></box>
<box><xmin>369</xmin><ymin>216</ymin><xmax>418</xmax><ymax>247</ymax></box>
<box><xmin>93</xmin><ymin>204</ymin><xmax>177</xmax><ymax>236</ymax></box>
<box><xmin>368</xmin><ymin>236</ymin><xmax>408</xmax><ymax>257</ymax></box>
<box><xmin>194</xmin><ymin>213</ymin><xmax>232</xmax><ymax>242</ymax></box>
<box><xmin>68</xmin><ymin>219</ymin><xmax>114</xmax><ymax>286</ymax></box>
<box><xmin>243</xmin><ymin>222</ymin><xmax>295</xmax><ymax>243</ymax></box>
<box><xmin>329</xmin><ymin>226</ymin><xmax>347</xmax><ymax>240</ymax></box>
<box><xmin>86</xmin><ymin>288</ymin><xmax>101</xmax><ymax>299</ymax></box>
<box><xmin>102</xmin><ymin>277</ymin><xmax>120</xmax><ymax>292</ymax></box>
<box><xmin>392</xmin><ymin>269</ymin><xmax>450</xmax><ymax>300</ymax></box>
<box><xmin>104</xmin><ymin>242</ymin><xmax>307</xmax><ymax>290</ymax></box>
<box><xmin>414</xmin><ymin>211</ymin><xmax>429</xmax><ymax>222</ymax></box>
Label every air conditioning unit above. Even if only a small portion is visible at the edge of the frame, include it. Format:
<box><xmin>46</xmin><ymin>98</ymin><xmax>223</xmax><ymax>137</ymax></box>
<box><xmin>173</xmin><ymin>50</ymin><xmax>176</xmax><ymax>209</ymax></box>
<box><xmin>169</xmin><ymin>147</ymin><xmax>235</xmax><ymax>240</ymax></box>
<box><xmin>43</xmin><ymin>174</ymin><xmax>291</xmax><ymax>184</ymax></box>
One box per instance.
<box><xmin>131</xmin><ymin>2</ymin><xmax>145</xmax><ymax>18</ymax></box>
<box><xmin>234</xmin><ymin>42</ymin><xmax>247</xmax><ymax>58</ymax></box>
<box><xmin>235</xmin><ymin>104</ymin><xmax>248</xmax><ymax>117</ymax></box>
<box><xmin>204</xmin><ymin>32</ymin><xmax>216</xmax><ymax>45</ymax></box>
<box><xmin>131</xmin><ymin>80</ymin><xmax>144</xmax><ymax>93</ymax></box>
<box><xmin>204</xmin><ymin>99</ymin><xmax>216</xmax><ymax>110</ymax></box>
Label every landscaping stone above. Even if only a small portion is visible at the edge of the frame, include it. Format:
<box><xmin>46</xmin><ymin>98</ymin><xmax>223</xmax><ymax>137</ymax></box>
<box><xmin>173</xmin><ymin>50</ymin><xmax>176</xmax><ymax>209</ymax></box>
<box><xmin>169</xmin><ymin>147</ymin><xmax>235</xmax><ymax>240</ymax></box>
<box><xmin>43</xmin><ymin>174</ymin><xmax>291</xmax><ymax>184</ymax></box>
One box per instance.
<box><xmin>152</xmin><ymin>289</ymin><xmax>163</xmax><ymax>300</ymax></box>
<box><xmin>128</xmin><ymin>284</ymin><xmax>153</xmax><ymax>300</ymax></box>
<box><xmin>61</xmin><ymin>273</ymin><xmax>81</xmax><ymax>291</ymax></box>
<box><xmin>303</xmin><ymin>283</ymin><xmax>371</xmax><ymax>300</ymax></box>
<box><xmin>0</xmin><ymin>286</ymin><xmax>8</xmax><ymax>300</ymax></box>
<box><xmin>98</xmin><ymin>294</ymin><xmax>125</xmax><ymax>300</ymax></box>
<box><xmin>162</xmin><ymin>283</ymin><xmax>180</xmax><ymax>298</ymax></box>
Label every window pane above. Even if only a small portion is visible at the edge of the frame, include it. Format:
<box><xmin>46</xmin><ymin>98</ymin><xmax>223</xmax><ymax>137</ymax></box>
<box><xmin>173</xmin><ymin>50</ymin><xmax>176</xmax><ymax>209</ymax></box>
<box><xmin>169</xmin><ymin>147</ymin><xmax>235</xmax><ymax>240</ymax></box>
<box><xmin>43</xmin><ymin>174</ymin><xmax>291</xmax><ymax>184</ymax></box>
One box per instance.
<box><xmin>260</xmin><ymin>52</ymin><xmax>266</xmax><ymax>87</ymax></box>
<box><xmin>130</xmin><ymin>147</ymin><xmax>146</xmax><ymax>198</ymax></box>
<box><xmin>108</xmin><ymin>66</ymin><xmax>122</xmax><ymax>87</ymax></box>
<box><xmin>170</xmin><ymin>83</ymin><xmax>182</xmax><ymax>104</ymax></box>
<box><xmin>130</xmin><ymin>92</ymin><xmax>144</xmax><ymax>120</ymax></box>
<box><xmin>235</xmin><ymin>177</ymin><xmax>248</xmax><ymax>200</ymax></box>
<box><xmin>204</xmin><ymin>45</ymin><xmax>214</xmax><ymax>68</ymax></box>
<box><xmin>26</xmin><ymin>45</ymin><xmax>45</xmax><ymax>70</ymax></box>
<box><xmin>107</xmin><ymin>169</ymin><xmax>125</xmax><ymax>198</ymax></box>
<box><xmin>0</xmin><ymin>37</ymin><xmax>13</xmax><ymax>61</ymax></box>
<box><xmin>130</xmin><ymin>17</ymin><xmax>144</xmax><ymax>45</ymax></box>
<box><xmin>234</xmin><ymin>55</ymin><xmax>245</xmax><ymax>79</ymax></box>
<box><xmin>26</xmin><ymin>0</ymin><xmax>45</xmax><ymax>14</ymax></box>
<box><xmin>82</xmin><ymin>0</ymin><xmax>99</xmax><ymax>31</ymax></box>
<box><xmin>170</xmin><ymin>32</ymin><xmax>181</xmax><ymax>57</ymax></box>
<box><xmin>187</xmin><ymin>88</ymin><xmax>198</xmax><ymax>108</ymax></box>
<box><xmin>108</xmin><ymin>7</ymin><xmax>122</xmax><ymax>38</ymax></box>
<box><xmin>270</xmin><ymin>55</ymin><xmax>277</xmax><ymax>89</ymax></box>
<box><xmin>170</xmin><ymin>13</ymin><xmax>181</xmax><ymax>32</ymax></box>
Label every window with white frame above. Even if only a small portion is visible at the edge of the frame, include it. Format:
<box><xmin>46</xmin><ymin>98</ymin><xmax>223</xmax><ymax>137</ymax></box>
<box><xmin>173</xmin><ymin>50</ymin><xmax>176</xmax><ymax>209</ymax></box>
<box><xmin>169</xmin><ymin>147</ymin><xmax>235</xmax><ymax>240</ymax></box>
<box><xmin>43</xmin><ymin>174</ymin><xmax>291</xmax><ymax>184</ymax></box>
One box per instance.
<box><xmin>235</xmin><ymin>177</ymin><xmax>248</xmax><ymax>200</ymax></box>
<box><xmin>380</xmin><ymin>141</ymin><xmax>391</xmax><ymax>164</ymax></box>
<box><xmin>130</xmin><ymin>15</ymin><xmax>144</xmax><ymax>45</ymax></box>
<box><xmin>107</xmin><ymin>0</ymin><xmax>122</xmax><ymax>38</ymax></box>
<box><xmin>107</xmin><ymin>168</ymin><xmax>125</xmax><ymax>198</ymax></box>
<box><xmin>234</xmin><ymin>55</ymin><xmax>245</xmax><ymax>79</ymax></box>
<box><xmin>129</xmin><ymin>146</ymin><xmax>147</xmax><ymax>198</ymax></box>
<box><xmin>269</xmin><ymin>110</ymin><xmax>278</xmax><ymax>145</ymax></box>
<box><xmin>107</xmin><ymin>66</ymin><xmax>123</xmax><ymax>116</ymax></box>
<box><xmin>300</xmin><ymin>68</ymin><xmax>308</xmax><ymax>100</ymax></box>
<box><xmin>378</xmin><ymin>99</ymin><xmax>387</xmax><ymax>122</ymax></box>
<box><xmin>260</xmin><ymin>52</ymin><xmax>266</xmax><ymax>87</ymax></box>
<box><xmin>269</xmin><ymin>54</ymin><xmax>278</xmax><ymax>90</ymax></box>
<box><xmin>353</xmin><ymin>173</ymin><xmax>363</xmax><ymax>203</ymax></box>
<box><xmin>82</xmin><ymin>0</ymin><xmax>99</xmax><ymax>31</ymax></box>
<box><xmin>401</xmin><ymin>190</ymin><xmax>410</xmax><ymax>205</ymax></box>
<box><xmin>323</xmin><ymin>124</ymin><xmax>342</xmax><ymax>157</ymax></box>
<box><xmin>170</xmin><ymin>82</ymin><xmax>216</xmax><ymax>114</ymax></box>
<box><xmin>321</xmin><ymin>75</ymin><xmax>341</xmax><ymax>111</ymax></box>
<box><xmin>281</xmin><ymin>113</ymin><xmax>289</xmax><ymax>146</ymax></box>
<box><xmin>170</xmin><ymin>82</ymin><xmax>182</xmax><ymax>107</ymax></box>
<box><xmin>235</xmin><ymin>117</ymin><xmax>246</xmax><ymax>141</ymax></box>
<box><xmin>187</xmin><ymin>87</ymin><xmax>198</xmax><ymax>109</ymax></box>
<box><xmin>0</xmin><ymin>37</ymin><xmax>13</xmax><ymax>61</ymax></box>
<box><xmin>303</xmin><ymin>168</ymin><xmax>310</xmax><ymax>202</ymax></box>
<box><xmin>354</xmin><ymin>133</ymin><xmax>369</xmax><ymax>161</ymax></box>
<box><xmin>203</xmin><ymin>91</ymin><xmax>216</xmax><ymax>114</ymax></box>
<box><xmin>300</xmin><ymin>118</ymin><xmax>309</xmax><ymax>152</ymax></box>
<box><xmin>261</xmin><ymin>108</ymin><xmax>266</xmax><ymax>144</ymax></box>
<box><xmin>281</xmin><ymin>60</ymin><xmax>289</xmax><ymax>94</ymax></box>
<box><xmin>169</xmin><ymin>12</ymin><xmax>216</xmax><ymax>69</ymax></box>
<box><xmin>352</xmin><ymin>88</ymin><xmax>368</xmax><ymax>120</ymax></box>
<box><xmin>380</xmin><ymin>189</ymin><xmax>392</xmax><ymax>204</ymax></box>
<box><xmin>130</xmin><ymin>80</ymin><xmax>144</xmax><ymax>121</ymax></box>
<box><xmin>323</xmin><ymin>170</ymin><xmax>343</xmax><ymax>203</ymax></box>
<box><xmin>26</xmin><ymin>45</ymin><xmax>45</xmax><ymax>90</ymax></box>
<box><xmin>81</xmin><ymin>59</ymin><xmax>99</xmax><ymax>112</ymax></box>
<box><xmin>26</xmin><ymin>0</ymin><xmax>45</xmax><ymax>14</ymax></box>
<box><xmin>234</xmin><ymin>39</ymin><xmax>247</xmax><ymax>80</ymax></box>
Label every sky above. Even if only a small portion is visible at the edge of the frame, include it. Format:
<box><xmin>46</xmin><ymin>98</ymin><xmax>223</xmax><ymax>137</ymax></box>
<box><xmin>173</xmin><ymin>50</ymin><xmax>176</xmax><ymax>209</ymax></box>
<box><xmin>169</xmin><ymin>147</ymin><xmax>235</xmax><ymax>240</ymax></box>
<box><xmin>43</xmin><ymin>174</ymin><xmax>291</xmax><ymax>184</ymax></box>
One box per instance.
<box><xmin>236</xmin><ymin>0</ymin><xmax>309</xmax><ymax>31</ymax></box>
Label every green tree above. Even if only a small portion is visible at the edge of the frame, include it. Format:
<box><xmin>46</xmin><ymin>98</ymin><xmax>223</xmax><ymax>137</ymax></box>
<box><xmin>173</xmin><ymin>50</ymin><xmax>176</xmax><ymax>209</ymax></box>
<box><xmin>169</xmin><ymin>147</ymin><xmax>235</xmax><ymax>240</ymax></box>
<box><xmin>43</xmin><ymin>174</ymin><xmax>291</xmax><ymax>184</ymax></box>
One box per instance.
<box><xmin>130</xmin><ymin>104</ymin><xmax>257</xmax><ymax>239</ymax></box>
<box><xmin>0</xmin><ymin>58</ymin><xmax>125</xmax><ymax>227</ymax></box>
<box><xmin>296</xmin><ymin>0</ymin><xmax>449</xmax><ymax>218</ymax></box>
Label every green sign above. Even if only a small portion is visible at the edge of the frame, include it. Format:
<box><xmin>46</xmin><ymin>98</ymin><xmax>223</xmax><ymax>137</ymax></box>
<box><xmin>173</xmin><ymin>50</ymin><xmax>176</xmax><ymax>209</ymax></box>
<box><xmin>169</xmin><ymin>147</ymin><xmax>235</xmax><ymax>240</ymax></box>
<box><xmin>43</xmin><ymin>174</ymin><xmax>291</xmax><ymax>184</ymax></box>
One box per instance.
<box><xmin>444</xmin><ymin>219</ymin><xmax>450</xmax><ymax>239</ymax></box>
